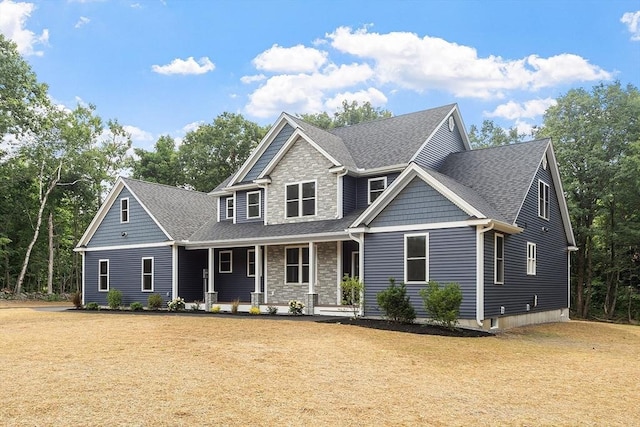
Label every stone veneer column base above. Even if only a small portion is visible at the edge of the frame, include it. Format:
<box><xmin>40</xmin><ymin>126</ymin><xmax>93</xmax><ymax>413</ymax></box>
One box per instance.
<box><xmin>205</xmin><ymin>292</ymin><xmax>218</xmax><ymax>311</ymax></box>
<box><xmin>306</xmin><ymin>293</ymin><xmax>318</xmax><ymax>315</ymax></box>
<box><xmin>251</xmin><ymin>292</ymin><xmax>264</xmax><ymax>307</ymax></box>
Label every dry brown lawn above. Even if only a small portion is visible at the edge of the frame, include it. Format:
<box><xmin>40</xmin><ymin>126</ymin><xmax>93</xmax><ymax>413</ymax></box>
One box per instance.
<box><xmin>1</xmin><ymin>304</ymin><xmax>639</xmax><ymax>426</ymax></box>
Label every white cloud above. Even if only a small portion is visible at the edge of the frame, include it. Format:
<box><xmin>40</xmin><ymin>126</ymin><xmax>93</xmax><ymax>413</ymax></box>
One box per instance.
<box><xmin>74</xmin><ymin>16</ymin><xmax>90</xmax><ymax>29</ymax></box>
<box><xmin>123</xmin><ymin>125</ymin><xmax>154</xmax><ymax>144</ymax></box>
<box><xmin>151</xmin><ymin>56</ymin><xmax>215</xmax><ymax>75</ymax></box>
<box><xmin>245</xmin><ymin>63</ymin><xmax>374</xmax><ymax>118</ymax></box>
<box><xmin>240</xmin><ymin>74</ymin><xmax>266</xmax><ymax>84</ymax></box>
<box><xmin>326</xmin><ymin>26</ymin><xmax>612</xmax><ymax>99</ymax></box>
<box><xmin>324</xmin><ymin>88</ymin><xmax>388</xmax><ymax>112</ymax></box>
<box><xmin>181</xmin><ymin>121</ymin><xmax>202</xmax><ymax>134</ymax></box>
<box><xmin>0</xmin><ymin>0</ymin><xmax>49</xmax><ymax>56</ymax></box>
<box><xmin>514</xmin><ymin>119</ymin><xmax>536</xmax><ymax>137</ymax></box>
<box><xmin>130</xmin><ymin>3</ymin><xmax>142</xmax><ymax>8</ymax></box>
<box><xmin>485</xmin><ymin>98</ymin><xmax>557</xmax><ymax>120</ymax></box>
<box><xmin>252</xmin><ymin>44</ymin><xmax>328</xmax><ymax>73</ymax></box>
<box><xmin>621</xmin><ymin>11</ymin><xmax>640</xmax><ymax>41</ymax></box>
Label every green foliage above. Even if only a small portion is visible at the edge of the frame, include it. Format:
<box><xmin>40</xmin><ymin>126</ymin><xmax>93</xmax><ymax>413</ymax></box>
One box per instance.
<box><xmin>341</xmin><ymin>274</ymin><xmax>364</xmax><ymax>317</ymax></box>
<box><xmin>419</xmin><ymin>281</ymin><xmax>463</xmax><ymax>329</ymax></box>
<box><xmin>130</xmin><ymin>135</ymin><xmax>183</xmax><ymax>187</ymax></box>
<box><xmin>266</xmin><ymin>305</ymin><xmax>278</xmax><ymax>315</ymax></box>
<box><xmin>190</xmin><ymin>300</ymin><xmax>202</xmax><ymax>311</ymax></box>
<box><xmin>467</xmin><ymin>119</ymin><xmax>526</xmax><ymax>149</ymax></box>
<box><xmin>288</xmin><ymin>300</ymin><xmax>305</xmax><ymax>315</ymax></box>
<box><xmin>85</xmin><ymin>302</ymin><xmax>99</xmax><ymax>310</ymax></box>
<box><xmin>298</xmin><ymin>100</ymin><xmax>392</xmax><ymax>130</ymax></box>
<box><xmin>46</xmin><ymin>293</ymin><xmax>63</xmax><ymax>302</ymax></box>
<box><xmin>71</xmin><ymin>291</ymin><xmax>82</xmax><ymax>309</ymax></box>
<box><xmin>167</xmin><ymin>297</ymin><xmax>185</xmax><ymax>311</ymax></box>
<box><xmin>249</xmin><ymin>306</ymin><xmax>261</xmax><ymax>315</ymax></box>
<box><xmin>147</xmin><ymin>293</ymin><xmax>163</xmax><ymax>310</ymax></box>
<box><xmin>231</xmin><ymin>298</ymin><xmax>240</xmax><ymax>314</ymax></box>
<box><xmin>107</xmin><ymin>288</ymin><xmax>122</xmax><ymax>309</ymax></box>
<box><xmin>130</xmin><ymin>302</ymin><xmax>143</xmax><ymax>311</ymax></box>
<box><xmin>376</xmin><ymin>278</ymin><xmax>416</xmax><ymax>323</ymax></box>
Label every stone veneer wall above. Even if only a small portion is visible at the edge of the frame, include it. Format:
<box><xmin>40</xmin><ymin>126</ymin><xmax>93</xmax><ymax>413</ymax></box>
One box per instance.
<box><xmin>266</xmin><ymin>242</ymin><xmax>339</xmax><ymax>306</ymax></box>
<box><xmin>267</xmin><ymin>137</ymin><xmax>337</xmax><ymax>225</ymax></box>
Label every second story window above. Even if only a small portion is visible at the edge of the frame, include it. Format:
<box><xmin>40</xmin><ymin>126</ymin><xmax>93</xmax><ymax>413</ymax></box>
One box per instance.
<box><xmin>247</xmin><ymin>191</ymin><xmax>261</xmax><ymax>219</ymax></box>
<box><xmin>538</xmin><ymin>180</ymin><xmax>550</xmax><ymax>220</ymax></box>
<box><xmin>226</xmin><ymin>197</ymin><xmax>234</xmax><ymax>220</ymax></box>
<box><xmin>120</xmin><ymin>198</ymin><xmax>129</xmax><ymax>223</ymax></box>
<box><xmin>368</xmin><ymin>177</ymin><xmax>387</xmax><ymax>204</ymax></box>
<box><xmin>286</xmin><ymin>181</ymin><xmax>315</xmax><ymax>218</ymax></box>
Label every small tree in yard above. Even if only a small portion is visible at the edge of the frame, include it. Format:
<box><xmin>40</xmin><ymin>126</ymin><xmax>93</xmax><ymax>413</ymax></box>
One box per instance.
<box><xmin>107</xmin><ymin>288</ymin><xmax>122</xmax><ymax>309</ymax></box>
<box><xmin>376</xmin><ymin>278</ymin><xmax>416</xmax><ymax>323</ymax></box>
<box><xmin>420</xmin><ymin>281</ymin><xmax>463</xmax><ymax>329</ymax></box>
<box><xmin>341</xmin><ymin>274</ymin><xmax>364</xmax><ymax>318</ymax></box>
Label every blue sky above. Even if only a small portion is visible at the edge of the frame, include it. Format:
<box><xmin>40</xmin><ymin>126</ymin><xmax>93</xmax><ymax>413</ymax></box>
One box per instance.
<box><xmin>1</xmin><ymin>0</ymin><xmax>639</xmax><ymax>151</ymax></box>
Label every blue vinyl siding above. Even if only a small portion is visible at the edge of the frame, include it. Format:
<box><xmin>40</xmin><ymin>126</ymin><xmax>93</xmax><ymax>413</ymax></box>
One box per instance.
<box><xmin>484</xmin><ymin>162</ymin><xmax>569</xmax><ymax>317</ymax></box>
<box><xmin>415</xmin><ymin>116</ymin><xmax>466</xmax><ymax>171</ymax></box>
<box><xmin>244</xmin><ymin>124</ymin><xmax>295</xmax><ymax>182</ymax></box>
<box><xmin>88</xmin><ymin>188</ymin><xmax>167</xmax><ymax>247</ymax></box>
<box><xmin>178</xmin><ymin>247</ymin><xmax>207</xmax><ymax>302</ymax></box>
<box><xmin>84</xmin><ymin>246</ymin><xmax>172</xmax><ymax>306</ymax></box>
<box><xmin>363</xmin><ymin>227</ymin><xmax>476</xmax><ymax>318</ymax></box>
<box><xmin>355</xmin><ymin>173</ymin><xmax>399</xmax><ymax>210</ymax></box>
<box><xmin>214</xmin><ymin>247</ymin><xmax>256</xmax><ymax>302</ymax></box>
<box><xmin>369</xmin><ymin>177</ymin><xmax>469</xmax><ymax>227</ymax></box>
<box><xmin>220</xmin><ymin>196</ymin><xmax>233</xmax><ymax>222</ymax></box>
<box><xmin>343</xmin><ymin>175</ymin><xmax>358</xmax><ymax>216</ymax></box>
<box><xmin>236</xmin><ymin>189</ymin><xmax>264</xmax><ymax>224</ymax></box>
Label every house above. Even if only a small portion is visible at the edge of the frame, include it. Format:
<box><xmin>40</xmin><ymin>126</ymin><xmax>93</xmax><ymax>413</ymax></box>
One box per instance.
<box><xmin>75</xmin><ymin>103</ymin><xmax>576</xmax><ymax>329</ymax></box>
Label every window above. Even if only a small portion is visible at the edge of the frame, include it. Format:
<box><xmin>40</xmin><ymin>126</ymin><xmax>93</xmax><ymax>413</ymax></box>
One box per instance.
<box><xmin>226</xmin><ymin>198</ymin><xmax>234</xmax><ymax>220</ymax></box>
<box><xmin>286</xmin><ymin>181</ymin><xmax>316</xmax><ymax>218</ymax></box>
<box><xmin>527</xmin><ymin>242</ymin><xmax>537</xmax><ymax>275</ymax></box>
<box><xmin>368</xmin><ymin>177</ymin><xmax>387</xmax><ymax>204</ymax></box>
<box><xmin>247</xmin><ymin>191</ymin><xmax>261</xmax><ymax>219</ymax></box>
<box><xmin>120</xmin><ymin>198</ymin><xmax>129</xmax><ymax>223</ymax></box>
<box><xmin>98</xmin><ymin>259</ymin><xmax>109</xmax><ymax>291</ymax></box>
<box><xmin>538</xmin><ymin>180</ymin><xmax>550</xmax><ymax>220</ymax></box>
<box><xmin>142</xmin><ymin>257</ymin><xmax>154</xmax><ymax>291</ymax></box>
<box><xmin>219</xmin><ymin>250</ymin><xmax>232</xmax><ymax>273</ymax></box>
<box><xmin>495</xmin><ymin>234</ymin><xmax>505</xmax><ymax>284</ymax></box>
<box><xmin>247</xmin><ymin>249</ymin><xmax>255</xmax><ymax>277</ymax></box>
<box><xmin>285</xmin><ymin>247</ymin><xmax>309</xmax><ymax>283</ymax></box>
<box><xmin>405</xmin><ymin>234</ymin><xmax>429</xmax><ymax>283</ymax></box>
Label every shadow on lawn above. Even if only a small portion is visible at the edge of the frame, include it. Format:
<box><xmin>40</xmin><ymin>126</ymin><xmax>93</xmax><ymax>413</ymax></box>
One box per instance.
<box><xmin>317</xmin><ymin>317</ymin><xmax>494</xmax><ymax>338</ymax></box>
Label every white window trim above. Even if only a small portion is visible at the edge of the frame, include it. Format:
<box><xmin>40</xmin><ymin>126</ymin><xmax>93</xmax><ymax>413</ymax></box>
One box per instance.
<box><xmin>495</xmin><ymin>233</ymin><xmax>505</xmax><ymax>285</ymax></box>
<box><xmin>247</xmin><ymin>249</ymin><xmax>255</xmax><ymax>277</ymax></box>
<box><xmin>225</xmin><ymin>197</ymin><xmax>234</xmax><ymax>220</ymax></box>
<box><xmin>98</xmin><ymin>259</ymin><xmax>109</xmax><ymax>292</ymax></box>
<box><xmin>120</xmin><ymin>197</ymin><xmax>129</xmax><ymax>224</ymax></box>
<box><xmin>219</xmin><ymin>250</ymin><xmax>233</xmax><ymax>273</ymax></box>
<box><xmin>527</xmin><ymin>242</ymin><xmax>537</xmax><ymax>276</ymax></box>
<box><xmin>367</xmin><ymin>176</ymin><xmax>388</xmax><ymax>205</ymax></box>
<box><xmin>404</xmin><ymin>233</ymin><xmax>429</xmax><ymax>284</ymax></box>
<box><xmin>141</xmin><ymin>257</ymin><xmax>154</xmax><ymax>292</ymax></box>
<box><xmin>284</xmin><ymin>246</ymin><xmax>310</xmax><ymax>284</ymax></box>
<box><xmin>538</xmin><ymin>179</ymin><xmax>550</xmax><ymax>220</ymax></box>
<box><xmin>285</xmin><ymin>180</ymin><xmax>317</xmax><ymax>219</ymax></box>
<box><xmin>246</xmin><ymin>191</ymin><xmax>261</xmax><ymax>219</ymax></box>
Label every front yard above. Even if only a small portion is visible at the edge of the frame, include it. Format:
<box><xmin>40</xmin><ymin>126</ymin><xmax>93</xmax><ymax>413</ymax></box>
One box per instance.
<box><xmin>1</xmin><ymin>305</ymin><xmax>638</xmax><ymax>426</ymax></box>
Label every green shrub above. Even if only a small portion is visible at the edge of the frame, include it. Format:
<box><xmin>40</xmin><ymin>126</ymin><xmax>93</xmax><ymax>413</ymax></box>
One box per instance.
<box><xmin>191</xmin><ymin>300</ymin><xmax>202</xmax><ymax>311</ymax></box>
<box><xmin>210</xmin><ymin>305</ymin><xmax>221</xmax><ymax>313</ymax></box>
<box><xmin>231</xmin><ymin>299</ymin><xmax>240</xmax><ymax>314</ymax></box>
<box><xmin>267</xmin><ymin>305</ymin><xmax>278</xmax><ymax>315</ymax></box>
<box><xmin>130</xmin><ymin>302</ymin><xmax>144</xmax><ymax>311</ymax></box>
<box><xmin>341</xmin><ymin>274</ymin><xmax>364</xmax><ymax>318</ymax></box>
<box><xmin>107</xmin><ymin>288</ymin><xmax>122</xmax><ymax>309</ymax></box>
<box><xmin>249</xmin><ymin>306</ymin><xmax>261</xmax><ymax>315</ymax></box>
<box><xmin>288</xmin><ymin>300</ymin><xmax>305</xmax><ymax>315</ymax></box>
<box><xmin>376</xmin><ymin>278</ymin><xmax>416</xmax><ymax>323</ymax></box>
<box><xmin>85</xmin><ymin>302</ymin><xmax>99</xmax><ymax>310</ymax></box>
<box><xmin>71</xmin><ymin>291</ymin><xmax>82</xmax><ymax>309</ymax></box>
<box><xmin>147</xmin><ymin>293</ymin><xmax>163</xmax><ymax>310</ymax></box>
<box><xmin>46</xmin><ymin>293</ymin><xmax>62</xmax><ymax>302</ymax></box>
<box><xmin>420</xmin><ymin>281</ymin><xmax>463</xmax><ymax>330</ymax></box>
<box><xmin>167</xmin><ymin>297</ymin><xmax>185</xmax><ymax>311</ymax></box>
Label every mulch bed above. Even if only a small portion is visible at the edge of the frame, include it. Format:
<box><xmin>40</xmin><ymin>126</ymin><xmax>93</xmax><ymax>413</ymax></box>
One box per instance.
<box><xmin>317</xmin><ymin>317</ymin><xmax>494</xmax><ymax>337</ymax></box>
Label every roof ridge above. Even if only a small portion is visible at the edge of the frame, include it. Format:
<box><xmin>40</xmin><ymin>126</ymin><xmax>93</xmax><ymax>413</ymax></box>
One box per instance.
<box><xmin>464</xmin><ymin>138</ymin><xmax>550</xmax><ymax>153</ymax></box>
<box><xmin>122</xmin><ymin>177</ymin><xmax>210</xmax><ymax>195</ymax></box>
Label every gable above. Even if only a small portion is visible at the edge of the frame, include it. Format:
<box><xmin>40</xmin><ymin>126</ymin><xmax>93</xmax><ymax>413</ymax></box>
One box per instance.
<box><xmin>87</xmin><ymin>187</ymin><xmax>168</xmax><ymax>248</ymax></box>
<box><xmin>412</xmin><ymin>113</ymin><xmax>467</xmax><ymax>170</ymax></box>
<box><xmin>242</xmin><ymin>123</ymin><xmax>295</xmax><ymax>183</ymax></box>
<box><xmin>368</xmin><ymin>176</ymin><xmax>470</xmax><ymax>227</ymax></box>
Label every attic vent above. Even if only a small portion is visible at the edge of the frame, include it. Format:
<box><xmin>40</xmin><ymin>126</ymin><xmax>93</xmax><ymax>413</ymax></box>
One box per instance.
<box><xmin>542</xmin><ymin>156</ymin><xmax>548</xmax><ymax>170</ymax></box>
<box><xmin>448</xmin><ymin>116</ymin><xmax>455</xmax><ymax>132</ymax></box>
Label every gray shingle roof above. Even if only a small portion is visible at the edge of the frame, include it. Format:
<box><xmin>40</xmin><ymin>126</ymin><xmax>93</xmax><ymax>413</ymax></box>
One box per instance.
<box><xmin>438</xmin><ymin>139</ymin><xmax>550</xmax><ymax>224</ymax></box>
<box><xmin>123</xmin><ymin>178</ymin><xmax>216</xmax><ymax>241</ymax></box>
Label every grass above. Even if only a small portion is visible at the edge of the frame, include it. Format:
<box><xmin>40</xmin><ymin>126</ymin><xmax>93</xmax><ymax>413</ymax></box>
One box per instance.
<box><xmin>1</xmin><ymin>304</ymin><xmax>639</xmax><ymax>426</ymax></box>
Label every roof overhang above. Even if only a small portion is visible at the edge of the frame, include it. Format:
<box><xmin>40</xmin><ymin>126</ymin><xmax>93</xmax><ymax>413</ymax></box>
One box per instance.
<box><xmin>184</xmin><ymin>231</ymin><xmax>351</xmax><ymax>249</ymax></box>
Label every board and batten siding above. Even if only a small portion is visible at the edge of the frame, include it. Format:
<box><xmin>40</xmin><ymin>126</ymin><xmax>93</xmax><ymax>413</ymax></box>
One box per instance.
<box><xmin>363</xmin><ymin>227</ymin><xmax>477</xmax><ymax>318</ymax></box>
<box><xmin>178</xmin><ymin>247</ymin><xmax>207</xmax><ymax>302</ymax></box>
<box><xmin>243</xmin><ymin>123</ymin><xmax>295</xmax><ymax>183</ymax></box>
<box><xmin>235</xmin><ymin>189</ymin><xmax>264</xmax><ymax>224</ymax></box>
<box><xmin>88</xmin><ymin>187</ymin><xmax>167</xmax><ymax>247</ymax></box>
<box><xmin>484</xmin><ymin>161</ymin><xmax>569</xmax><ymax>318</ymax></box>
<box><xmin>414</xmin><ymin>116</ymin><xmax>466</xmax><ymax>171</ymax></box>
<box><xmin>369</xmin><ymin>177</ymin><xmax>469</xmax><ymax>227</ymax></box>
<box><xmin>84</xmin><ymin>246</ymin><xmax>172</xmax><ymax>306</ymax></box>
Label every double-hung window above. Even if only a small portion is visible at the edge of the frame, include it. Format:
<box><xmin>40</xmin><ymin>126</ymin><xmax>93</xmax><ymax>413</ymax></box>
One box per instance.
<box><xmin>368</xmin><ymin>177</ymin><xmax>387</xmax><ymax>204</ymax></box>
<box><xmin>247</xmin><ymin>249</ymin><xmax>255</xmax><ymax>277</ymax></box>
<box><xmin>527</xmin><ymin>242</ymin><xmax>537</xmax><ymax>275</ymax></box>
<box><xmin>142</xmin><ymin>257</ymin><xmax>154</xmax><ymax>291</ymax></box>
<box><xmin>120</xmin><ymin>198</ymin><xmax>129</xmax><ymax>223</ymax></box>
<box><xmin>538</xmin><ymin>180</ymin><xmax>550</xmax><ymax>220</ymax></box>
<box><xmin>285</xmin><ymin>247</ymin><xmax>309</xmax><ymax>283</ymax></box>
<box><xmin>495</xmin><ymin>234</ymin><xmax>505</xmax><ymax>284</ymax></box>
<box><xmin>405</xmin><ymin>234</ymin><xmax>429</xmax><ymax>283</ymax></box>
<box><xmin>219</xmin><ymin>250</ymin><xmax>232</xmax><ymax>273</ymax></box>
<box><xmin>286</xmin><ymin>181</ymin><xmax>316</xmax><ymax>218</ymax></box>
<box><xmin>98</xmin><ymin>259</ymin><xmax>109</xmax><ymax>292</ymax></box>
<box><xmin>247</xmin><ymin>191</ymin><xmax>261</xmax><ymax>219</ymax></box>
<box><xmin>226</xmin><ymin>198</ymin><xmax>234</xmax><ymax>220</ymax></box>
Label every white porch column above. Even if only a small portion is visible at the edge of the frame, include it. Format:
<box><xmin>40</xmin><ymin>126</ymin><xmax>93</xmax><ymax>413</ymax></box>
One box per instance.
<box><xmin>206</xmin><ymin>247</ymin><xmax>217</xmax><ymax>310</ymax></box>
<box><xmin>307</xmin><ymin>242</ymin><xmax>317</xmax><ymax>315</ymax></box>
<box><xmin>172</xmin><ymin>245</ymin><xmax>178</xmax><ymax>300</ymax></box>
<box><xmin>358</xmin><ymin>233</ymin><xmax>364</xmax><ymax>317</ymax></box>
<box><xmin>251</xmin><ymin>245</ymin><xmax>264</xmax><ymax>307</ymax></box>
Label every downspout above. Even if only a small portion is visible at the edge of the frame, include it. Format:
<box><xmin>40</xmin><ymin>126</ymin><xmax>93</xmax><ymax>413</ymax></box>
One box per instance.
<box><xmin>336</xmin><ymin>167</ymin><xmax>348</xmax><ymax>219</ymax></box>
<box><xmin>348</xmin><ymin>230</ymin><xmax>365</xmax><ymax>317</ymax></box>
<box><xmin>477</xmin><ymin>222</ymin><xmax>494</xmax><ymax>327</ymax></box>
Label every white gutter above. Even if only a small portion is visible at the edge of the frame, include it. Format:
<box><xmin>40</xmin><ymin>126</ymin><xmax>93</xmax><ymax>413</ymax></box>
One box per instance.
<box><xmin>476</xmin><ymin>222</ymin><xmax>495</xmax><ymax>327</ymax></box>
<box><xmin>336</xmin><ymin>167</ymin><xmax>348</xmax><ymax>219</ymax></box>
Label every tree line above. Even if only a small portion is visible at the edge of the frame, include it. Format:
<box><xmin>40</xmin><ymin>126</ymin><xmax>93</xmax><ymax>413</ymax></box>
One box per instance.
<box><xmin>2</xmin><ymin>34</ymin><xmax>639</xmax><ymax>321</ymax></box>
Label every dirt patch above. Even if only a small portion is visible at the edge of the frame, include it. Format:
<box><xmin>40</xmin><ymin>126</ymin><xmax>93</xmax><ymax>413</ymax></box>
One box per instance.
<box><xmin>318</xmin><ymin>317</ymin><xmax>493</xmax><ymax>337</ymax></box>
